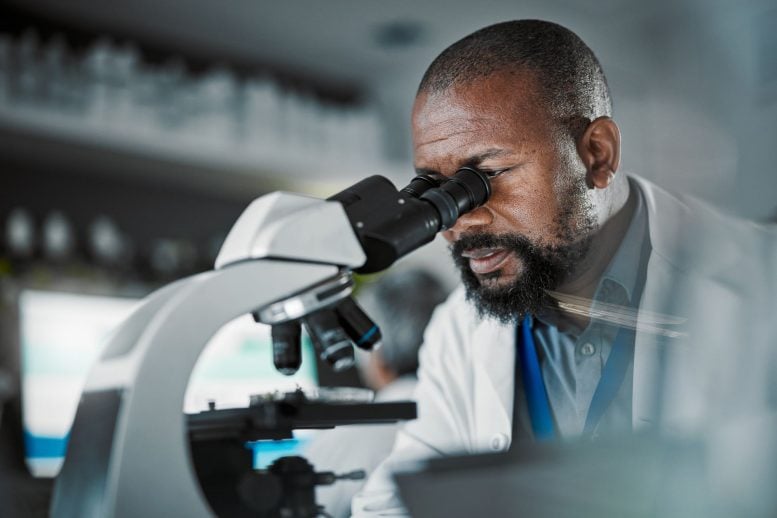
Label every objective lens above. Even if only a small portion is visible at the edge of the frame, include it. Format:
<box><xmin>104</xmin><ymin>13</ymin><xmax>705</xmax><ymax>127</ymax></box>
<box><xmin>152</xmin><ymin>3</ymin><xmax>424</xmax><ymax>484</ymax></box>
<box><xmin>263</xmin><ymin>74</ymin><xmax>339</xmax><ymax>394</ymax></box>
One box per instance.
<box><xmin>271</xmin><ymin>321</ymin><xmax>302</xmax><ymax>375</ymax></box>
<box><xmin>336</xmin><ymin>297</ymin><xmax>382</xmax><ymax>351</ymax></box>
<box><xmin>304</xmin><ymin>310</ymin><xmax>356</xmax><ymax>371</ymax></box>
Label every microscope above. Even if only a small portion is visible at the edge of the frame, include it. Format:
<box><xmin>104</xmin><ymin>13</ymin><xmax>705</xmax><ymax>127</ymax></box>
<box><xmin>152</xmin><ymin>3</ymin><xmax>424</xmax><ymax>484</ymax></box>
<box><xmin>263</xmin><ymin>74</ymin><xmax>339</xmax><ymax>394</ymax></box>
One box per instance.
<box><xmin>49</xmin><ymin>168</ymin><xmax>491</xmax><ymax>517</ymax></box>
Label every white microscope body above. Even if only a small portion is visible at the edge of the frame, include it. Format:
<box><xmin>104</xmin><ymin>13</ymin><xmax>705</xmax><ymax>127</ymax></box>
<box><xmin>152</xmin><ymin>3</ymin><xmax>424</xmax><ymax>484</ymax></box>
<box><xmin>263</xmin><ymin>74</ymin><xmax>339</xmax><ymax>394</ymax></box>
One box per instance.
<box><xmin>50</xmin><ymin>169</ymin><xmax>491</xmax><ymax>517</ymax></box>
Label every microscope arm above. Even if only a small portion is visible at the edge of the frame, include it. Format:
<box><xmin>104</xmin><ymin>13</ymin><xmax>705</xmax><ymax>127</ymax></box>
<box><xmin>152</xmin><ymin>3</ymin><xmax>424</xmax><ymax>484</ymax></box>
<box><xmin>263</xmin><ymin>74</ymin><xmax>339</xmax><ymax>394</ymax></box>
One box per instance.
<box><xmin>51</xmin><ymin>193</ymin><xmax>365</xmax><ymax>518</ymax></box>
<box><xmin>52</xmin><ymin>260</ymin><xmax>341</xmax><ymax>518</ymax></box>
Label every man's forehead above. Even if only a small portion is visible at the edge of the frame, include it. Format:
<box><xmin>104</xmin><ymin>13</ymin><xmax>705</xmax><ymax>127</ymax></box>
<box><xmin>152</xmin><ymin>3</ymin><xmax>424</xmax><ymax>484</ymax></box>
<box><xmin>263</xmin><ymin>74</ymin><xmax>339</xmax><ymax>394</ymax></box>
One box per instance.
<box><xmin>414</xmin><ymin>77</ymin><xmax>544</xmax><ymax>136</ymax></box>
<box><xmin>412</xmin><ymin>95</ymin><xmax>515</xmax><ymax>149</ymax></box>
<box><xmin>412</xmin><ymin>89</ymin><xmax>499</xmax><ymax>129</ymax></box>
<box><xmin>412</xmin><ymin>114</ymin><xmax>498</xmax><ymax>147</ymax></box>
<box><xmin>412</xmin><ymin>88</ymin><xmax>545</xmax><ymax>167</ymax></box>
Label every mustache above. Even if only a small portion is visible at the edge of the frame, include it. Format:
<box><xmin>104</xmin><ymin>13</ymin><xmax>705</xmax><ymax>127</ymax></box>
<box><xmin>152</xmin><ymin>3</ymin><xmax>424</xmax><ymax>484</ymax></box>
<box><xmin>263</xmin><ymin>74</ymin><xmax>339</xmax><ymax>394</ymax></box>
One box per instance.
<box><xmin>450</xmin><ymin>232</ymin><xmax>536</xmax><ymax>258</ymax></box>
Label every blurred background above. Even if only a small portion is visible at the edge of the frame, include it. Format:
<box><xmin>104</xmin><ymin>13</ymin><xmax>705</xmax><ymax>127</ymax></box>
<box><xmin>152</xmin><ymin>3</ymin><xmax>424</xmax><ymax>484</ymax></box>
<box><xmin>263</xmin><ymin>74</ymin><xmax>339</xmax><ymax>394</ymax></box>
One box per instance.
<box><xmin>2</xmin><ymin>0</ymin><xmax>776</xmax><ymax>283</ymax></box>
<box><xmin>0</xmin><ymin>0</ymin><xmax>775</xmax><ymax>513</ymax></box>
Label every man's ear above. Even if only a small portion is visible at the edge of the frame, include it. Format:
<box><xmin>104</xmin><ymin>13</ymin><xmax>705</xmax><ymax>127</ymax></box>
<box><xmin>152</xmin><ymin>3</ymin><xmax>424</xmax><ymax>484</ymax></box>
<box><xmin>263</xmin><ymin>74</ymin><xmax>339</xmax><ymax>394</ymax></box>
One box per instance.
<box><xmin>577</xmin><ymin>116</ymin><xmax>621</xmax><ymax>189</ymax></box>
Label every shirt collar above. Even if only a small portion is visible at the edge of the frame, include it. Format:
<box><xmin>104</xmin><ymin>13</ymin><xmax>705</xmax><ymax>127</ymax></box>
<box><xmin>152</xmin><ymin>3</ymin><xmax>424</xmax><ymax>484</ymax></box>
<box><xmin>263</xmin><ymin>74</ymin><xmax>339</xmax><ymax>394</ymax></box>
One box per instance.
<box><xmin>597</xmin><ymin>177</ymin><xmax>650</xmax><ymax>307</ymax></box>
<box><xmin>533</xmin><ymin>178</ymin><xmax>651</xmax><ymax>332</ymax></box>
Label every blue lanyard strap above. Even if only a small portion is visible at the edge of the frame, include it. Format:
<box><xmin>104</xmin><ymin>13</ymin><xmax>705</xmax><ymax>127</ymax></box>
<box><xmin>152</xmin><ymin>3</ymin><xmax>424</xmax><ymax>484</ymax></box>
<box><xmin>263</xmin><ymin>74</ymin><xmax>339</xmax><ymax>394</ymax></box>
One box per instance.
<box><xmin>582</xmin><ymin>325</ymin><xmax>635</xmax><ymax>435</ymax></box>
<box><xmin>516</xmin><ymin>316</ymin><xmax>636</xmax><ymax>440</ymax></box>
<box><xmin>516</xmin><ymin>315</ymin><xmax>555</xmax><ymax>440</ymax></box>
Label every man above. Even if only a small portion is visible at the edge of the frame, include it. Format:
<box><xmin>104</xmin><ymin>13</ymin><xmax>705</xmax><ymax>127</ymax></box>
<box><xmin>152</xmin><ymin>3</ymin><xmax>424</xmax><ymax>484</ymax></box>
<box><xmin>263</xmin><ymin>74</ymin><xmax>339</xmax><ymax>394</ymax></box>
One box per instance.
<box><xmin>352</xmin><ymin>19</ymin><xmax>777</xmax><ymax>516</ymax></box>
<box><xmin>304</xmin><ymin>269</ymin><xmax>448</xmax><ymax>518</ymax></box>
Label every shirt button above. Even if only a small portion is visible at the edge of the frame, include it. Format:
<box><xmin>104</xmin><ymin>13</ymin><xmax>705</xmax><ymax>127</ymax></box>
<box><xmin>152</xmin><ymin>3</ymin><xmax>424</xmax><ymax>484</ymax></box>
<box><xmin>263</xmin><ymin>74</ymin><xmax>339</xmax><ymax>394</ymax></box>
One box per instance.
<box><xmin>490</xmin><ymin>433</ymin><xmax>509</xmax><ymax>451</ymax></box>
<box><xmin>580</xmin><ymin>342</ymin><xmax>596</xmax><ymax>357</ymax></box>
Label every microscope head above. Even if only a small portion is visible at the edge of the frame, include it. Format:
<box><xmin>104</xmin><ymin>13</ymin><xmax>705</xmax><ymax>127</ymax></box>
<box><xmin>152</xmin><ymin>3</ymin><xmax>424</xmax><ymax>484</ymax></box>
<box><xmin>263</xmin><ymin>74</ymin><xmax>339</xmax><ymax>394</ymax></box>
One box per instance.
<box><xmin>218</xmin><ymin>168</ymin><xmax>492</xmax><ymax>375</ymax></box>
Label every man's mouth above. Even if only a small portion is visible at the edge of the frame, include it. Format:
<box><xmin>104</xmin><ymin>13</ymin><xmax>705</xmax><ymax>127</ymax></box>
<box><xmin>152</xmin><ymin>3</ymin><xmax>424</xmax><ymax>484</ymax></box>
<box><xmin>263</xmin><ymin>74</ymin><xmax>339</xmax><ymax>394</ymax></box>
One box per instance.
<box><xmin>460</xmin><ymin>248</ymin><xmax>511</xmax><ymax>275</ymax></box>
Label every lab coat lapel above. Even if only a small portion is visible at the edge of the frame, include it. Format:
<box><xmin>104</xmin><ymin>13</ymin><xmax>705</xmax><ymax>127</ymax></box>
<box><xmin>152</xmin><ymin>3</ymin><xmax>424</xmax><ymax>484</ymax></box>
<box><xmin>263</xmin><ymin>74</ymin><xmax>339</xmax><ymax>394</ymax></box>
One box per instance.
<box><xmin>470</xmin><ymin>319</ymin><xmax>515</xmax><ymax>450</ymax></box>
<box><xmin>632</xmin><ymin>252</ymin><xmax>681</xmax><ymax>430</ymax></box>
<box><xmin>632</xmin><ymin>175</ymin><xmax>689</xmax><ymax>430</ymax></box>
<box><xmin>630</xmin><ymin>175</ymin><xmax>744</xmax><ymax>433</ymax></box>
<box><xmin>633</xmin><ymin>255</ymin><xmax>743</xmax><ymax>432</ymax></box>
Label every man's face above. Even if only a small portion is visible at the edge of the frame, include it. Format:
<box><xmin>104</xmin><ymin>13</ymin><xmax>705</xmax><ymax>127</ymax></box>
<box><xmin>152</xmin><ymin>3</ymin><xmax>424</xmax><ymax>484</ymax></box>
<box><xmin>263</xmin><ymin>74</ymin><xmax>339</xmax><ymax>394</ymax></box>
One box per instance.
<box><xmin>411</xmin><ymin>71</ymin><xmax>597</xmax><ymax>322</ymax></box>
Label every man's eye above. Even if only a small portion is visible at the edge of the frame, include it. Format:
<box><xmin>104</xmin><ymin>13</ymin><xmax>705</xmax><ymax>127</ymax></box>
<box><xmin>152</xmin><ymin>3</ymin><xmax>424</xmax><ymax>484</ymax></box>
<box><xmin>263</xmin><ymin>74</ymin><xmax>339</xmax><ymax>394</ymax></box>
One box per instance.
<box><xmin>481</xmin><ymin>167</ymin><xmax>512</xmax><ymax>179</ymax></box>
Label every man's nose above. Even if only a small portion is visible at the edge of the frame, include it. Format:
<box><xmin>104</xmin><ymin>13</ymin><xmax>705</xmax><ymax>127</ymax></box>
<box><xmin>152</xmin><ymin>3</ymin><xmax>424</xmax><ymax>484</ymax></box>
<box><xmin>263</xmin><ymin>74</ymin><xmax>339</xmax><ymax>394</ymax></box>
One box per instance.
<box><xmin>442</xmin><ymin>205</ymin><xmax>492</xmax><ymax>242</ymax></box>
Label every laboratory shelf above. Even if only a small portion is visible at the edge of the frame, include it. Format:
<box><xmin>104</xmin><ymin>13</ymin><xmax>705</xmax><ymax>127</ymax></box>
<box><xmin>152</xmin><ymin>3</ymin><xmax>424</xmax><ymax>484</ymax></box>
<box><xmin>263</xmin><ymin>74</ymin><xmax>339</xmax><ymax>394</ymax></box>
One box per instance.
<box><xmin>0</xmin><ymin>104</ymin><xmax>408</xmax><ymax>199</ymax></box>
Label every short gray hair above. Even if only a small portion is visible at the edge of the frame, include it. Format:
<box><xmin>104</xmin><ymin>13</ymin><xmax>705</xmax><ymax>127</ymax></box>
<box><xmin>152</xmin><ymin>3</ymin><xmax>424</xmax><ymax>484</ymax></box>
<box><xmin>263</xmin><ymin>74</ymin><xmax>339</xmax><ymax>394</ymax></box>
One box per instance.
<box><xmin>419</xmin><ymin>20</ymin><xmax>612</xmax><ymax>138</ymax></box>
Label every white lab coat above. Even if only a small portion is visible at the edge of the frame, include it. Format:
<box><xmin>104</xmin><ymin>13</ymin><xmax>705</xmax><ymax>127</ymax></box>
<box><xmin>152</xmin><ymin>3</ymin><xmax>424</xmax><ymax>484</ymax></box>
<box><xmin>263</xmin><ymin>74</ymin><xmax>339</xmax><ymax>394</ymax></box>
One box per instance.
<box><xmin>351</xmin><ymin>176</ymin><xmax>777</xmax><ymax>516</ymax></box>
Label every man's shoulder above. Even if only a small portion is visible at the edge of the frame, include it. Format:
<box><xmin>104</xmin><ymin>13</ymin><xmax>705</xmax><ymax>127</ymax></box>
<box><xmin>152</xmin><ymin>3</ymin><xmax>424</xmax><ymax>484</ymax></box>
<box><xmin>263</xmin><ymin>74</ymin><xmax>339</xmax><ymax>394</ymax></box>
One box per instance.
<box><xmin>632</xmin><ymin>174</ymin><xmax>777</xmax><ymax>239</ymax></box>
<box><xmin>440</xmin><ymin>284</ymin><xmax>470</xmax><ymax>312</ymax></box>
<box><xmin>631</xmin><ymin>174</ymin><xmax>777</xmax><ymax>276</ymax></box>
<box><xmin>431</xmin><ymin>285</ymin><xmax>489</xmax><ymax>331</ymax></box>
<box><xmin>423</xmin><ymin>286</ymin><xmax>475</xmax><ymax>350</ymax></box>
<box><xmin>424</xmin><ymin>285</ymin><xmax>512</xmax><ymax>355</ymax></box>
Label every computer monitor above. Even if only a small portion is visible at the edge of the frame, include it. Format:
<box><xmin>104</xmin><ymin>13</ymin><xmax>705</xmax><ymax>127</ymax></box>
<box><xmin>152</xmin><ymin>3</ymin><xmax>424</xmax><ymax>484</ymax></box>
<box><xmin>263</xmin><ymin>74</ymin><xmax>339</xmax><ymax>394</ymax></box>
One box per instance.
<box><xmin>18</xmin><ymin>289</ymin><xmax>318</xmax><ymax>477</ymax></box>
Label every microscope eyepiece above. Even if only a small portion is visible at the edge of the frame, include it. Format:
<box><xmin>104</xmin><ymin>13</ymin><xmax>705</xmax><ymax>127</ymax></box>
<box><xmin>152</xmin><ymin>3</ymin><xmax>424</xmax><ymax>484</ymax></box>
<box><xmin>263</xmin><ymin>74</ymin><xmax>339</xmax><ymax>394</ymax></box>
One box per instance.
<box><xmin>399</xmin><ymin>173</ymin><xmax>445</xmax><ymax>199</ymax></box>
<box><xmin>419</xmin><ymin>167</ymin><xmax>491</xmax><ymax>229</ymax></box>
<box><xmin>330</xmin><ymin>167</ymin><xmax>491</xmax><ymax>273</ymax></box>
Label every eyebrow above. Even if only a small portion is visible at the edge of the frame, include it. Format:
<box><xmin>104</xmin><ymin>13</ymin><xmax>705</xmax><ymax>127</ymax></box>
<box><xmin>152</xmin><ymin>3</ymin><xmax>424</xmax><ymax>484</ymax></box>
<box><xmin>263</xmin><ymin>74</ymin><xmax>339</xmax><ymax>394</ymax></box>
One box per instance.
<box><xmin>414</xmin><ymin>148</ymin><xmax>512</xmax><ymax>175</ymax></box>
<box><xmin>466</xmin><ymin>148</ymin><xmax>512</xmax><ymax>165</ymax></box>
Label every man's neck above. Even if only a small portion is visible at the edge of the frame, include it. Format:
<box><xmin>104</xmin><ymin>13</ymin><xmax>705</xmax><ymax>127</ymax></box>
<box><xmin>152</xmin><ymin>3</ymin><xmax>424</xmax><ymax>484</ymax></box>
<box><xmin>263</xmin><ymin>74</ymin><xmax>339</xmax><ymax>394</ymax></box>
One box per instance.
<box><xmin>544</xmin><ymin>177</ymin><xmax>636</xmax><ymax>332</ymax></box>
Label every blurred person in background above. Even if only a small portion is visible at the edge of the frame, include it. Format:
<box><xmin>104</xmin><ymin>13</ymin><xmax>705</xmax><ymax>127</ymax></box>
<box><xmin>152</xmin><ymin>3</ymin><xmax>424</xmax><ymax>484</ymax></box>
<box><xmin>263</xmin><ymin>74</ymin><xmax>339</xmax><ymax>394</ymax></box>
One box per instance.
<box><xmin>304</xmin><ymin>268</ymin><xmax>449</xmax><ymax>518</ymax></box>
<box><xmin>352</xmin><ymin>19</ymin><xmax>777</xmax><ymax>516</ymax></box>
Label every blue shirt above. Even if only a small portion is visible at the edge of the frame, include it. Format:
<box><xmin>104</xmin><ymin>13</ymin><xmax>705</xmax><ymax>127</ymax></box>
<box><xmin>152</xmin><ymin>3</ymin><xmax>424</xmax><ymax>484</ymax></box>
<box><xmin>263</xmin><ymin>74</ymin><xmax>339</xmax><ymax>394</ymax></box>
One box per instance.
<box><xmin>514</xmin><ymin>180</ymin><xmax>651</xmax><ymax>440</ymax></box>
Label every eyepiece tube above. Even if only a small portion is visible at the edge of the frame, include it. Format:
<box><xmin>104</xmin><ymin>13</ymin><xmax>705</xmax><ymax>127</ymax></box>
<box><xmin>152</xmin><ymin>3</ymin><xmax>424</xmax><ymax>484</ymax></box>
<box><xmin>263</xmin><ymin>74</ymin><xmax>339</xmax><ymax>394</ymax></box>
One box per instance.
<box><xmin>400</xmin><ymin>173</ymin><xmax>445</xmax><ymax>199</ymax></box>
<box><xmin>442</xmin><ymin>166</ymin><xmax>492</xmax><ymax>213</ymax></box>
<box><xmin>419</xmin><ymin>167</ymin><xmax>491</xmax><ymax>229</ymax></box>
<box><xmin>331</xmin><ymin>168</ymin><xmax>492</xmax><ymax>273</ymax></box>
